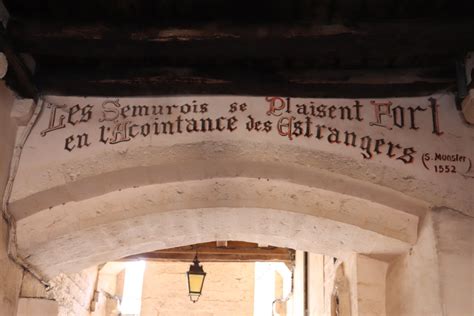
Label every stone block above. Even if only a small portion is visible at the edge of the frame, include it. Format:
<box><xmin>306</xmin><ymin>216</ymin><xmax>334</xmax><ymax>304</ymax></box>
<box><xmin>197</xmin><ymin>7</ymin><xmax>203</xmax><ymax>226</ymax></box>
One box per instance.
<box><xmin>16</xmin><ymin>298</ymin><xmax>58</xmax><ymax>316</ymax></box>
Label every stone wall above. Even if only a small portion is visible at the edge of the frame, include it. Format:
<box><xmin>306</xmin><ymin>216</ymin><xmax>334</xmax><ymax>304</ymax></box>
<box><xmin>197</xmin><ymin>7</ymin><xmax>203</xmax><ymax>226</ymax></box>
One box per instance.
<box><xmin>140</xmin><ymin>261</ymin><xmax>255</xmax><ymax>316</ymax></box>
<box><xmin>0</xmin><ymin>220</ymin><xmax>23</xmax><ymax>315</ymax></box>
<box><xmin>16</xmin><ymin>266</ymin><xmax>98</xmax><ymax>316</ymax></box>
<box><xmin>0</xmin><ymin>81</ymin><xmax>24</xmax><ymax>316</ymax></box>
<box><xmin>386</xmin><ymin>212</ymin><xmax>443</xmax><ymax>316</ymax></box>
<box><xmin>386</xmin><ymin>207</ymin><xmax>473</xmax><ymax>316</ymax></box>
<box><xmin>49</xmin><ymin>267</ymin><xmax>98</xmax><ymax>316</ymax></box>
<box><xmin>16</xmin><ymin>298</ymin><xmax>58</xmax><ymax>316</ymax></box>
<box><xmin>308</xmin><ymin>253</ymin><xmax>324</xmax><ymax>316</ymax></box>
<box><xmin>308</xmin><ymin>253</ymin><xmax>387</xmax><ymax>316</ymax></box>
<box><xmin>432</xmin><ymin>208</ymin><xmax>473</xmax><ymax>315</ymax></box>
<box><xmin>91</xmin><ymin>262</ymin><xmax>125</xmax><ymax>316</ymax></box>
<box><xmin>355</xmin><ymin>255</ymin><xmax>387</xmax><ymax>315</ymax></box>
<box><xmin>322</xmin><ymin>255</ymin><xmax>356</xmax><ymax>316</ymax></box>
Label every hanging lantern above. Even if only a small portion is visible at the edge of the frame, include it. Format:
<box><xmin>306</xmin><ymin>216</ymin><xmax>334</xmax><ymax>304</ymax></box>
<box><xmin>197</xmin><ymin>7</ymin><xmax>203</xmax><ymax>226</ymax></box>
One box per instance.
<box><xmin>186</xmin><ymin>254</ymin><xmax>206</xmax><ymax>303</ymax></box>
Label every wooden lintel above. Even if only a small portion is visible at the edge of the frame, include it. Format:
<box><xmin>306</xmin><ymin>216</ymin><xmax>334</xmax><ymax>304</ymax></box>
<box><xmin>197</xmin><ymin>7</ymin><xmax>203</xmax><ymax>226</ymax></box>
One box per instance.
<box><xmin>119</xmin><ymin>241</ymin><xmax>295</xmax><ymax>263</ymax></box>
<box><xmin>35</xmin><ymin>71</ymin><xmax>454</xmax><ymax>98</ymax></box>
<box><xmin>121</xmin><ymin>253</ymin><xmax>293</xmax><ymax>263</ymax></box>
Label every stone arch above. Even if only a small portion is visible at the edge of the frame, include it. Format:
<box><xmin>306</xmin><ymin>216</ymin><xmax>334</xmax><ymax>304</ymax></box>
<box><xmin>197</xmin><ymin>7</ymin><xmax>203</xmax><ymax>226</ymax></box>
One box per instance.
<box><xmin>13</xmin><ymin>94</ymin><xmax>470</xmax><ymax>281</ymax></box>
<box><xmin>15</xmin><ymin>176</ymin><xmax>419</xmax><ymax>280</ymax></box>
<box><xmin>9</xmin><ymin>141</ymin><xmax>429</xmax><ymax>220</ymax></box>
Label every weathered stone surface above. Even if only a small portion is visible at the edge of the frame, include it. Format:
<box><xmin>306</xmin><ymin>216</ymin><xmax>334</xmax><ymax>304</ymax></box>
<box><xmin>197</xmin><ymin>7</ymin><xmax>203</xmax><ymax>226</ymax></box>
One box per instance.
<box><xmin>432</xmin><ymin>207</ymin><xmax>474</xmax><ymax>316</ymax></box>
<box><xmin>0</xmin><ymin>81</ymin><xmax>24</xmax><ymax>316</ymax></box>
<box><xmin>16</xmin><ymin>298</ymin><xmax>58</xmax><ymax>316</ymax></box>
<box><xmin>20</xmin><ymin>271</ymin><xmax>51</xmax><ymax>299</ymax></box>
<box><xmin>356</xmin><ymin>255</ymin><xmax>388</xmax><ymax>315</ymax></box>
<box><xmin>49</xmin><ymin>266</ymin><xmax>98</xmax><ymax>316</ymax></box>
<box><xmin>16</xmin><ymin>178</ymin><xmax>416</xmax><ymax>278</ymax></box>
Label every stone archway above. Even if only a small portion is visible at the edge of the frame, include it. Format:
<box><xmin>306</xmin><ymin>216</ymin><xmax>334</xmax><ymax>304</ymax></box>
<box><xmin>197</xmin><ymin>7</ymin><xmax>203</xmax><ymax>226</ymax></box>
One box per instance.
<box><xmin>16</xmin><ymin>176</ymin><xmax>419</xmax><ymax>279</ymax></box>
<box><xmin>3</xmin><ymin>93</ymin><xmax>472</xmax><ymax>316</ymax></box>
<box><xmin>8</xmin><ymin>94</ymin><xmax>472</xmax><ymax>280</ymax></box>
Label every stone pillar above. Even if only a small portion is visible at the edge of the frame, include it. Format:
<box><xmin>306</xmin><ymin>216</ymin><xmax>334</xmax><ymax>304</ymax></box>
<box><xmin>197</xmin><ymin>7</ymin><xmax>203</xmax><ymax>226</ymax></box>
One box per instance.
<box><xmin>292</xmin><ymin>250</ymin><xmax>306</xmax><ymax>316</ymax></box>
<box><xmin>16</xmin><ymin>271</ymin><xmax>58</xmax><ymax>316</ymax></box>
<box><xmin>432</xmin><ymin>207</ymin><xmax>474</xmax><ymax>315</ymax></box>
<box><xmin>386</xmin><ymin>212</ymin><xmax>444</xmax><ymax>316</ymax></box>
<box><xmin>308</xmin><ymin>253</ymin><xmax>324</xmax><ymax>316</ymax></box>
<box><xmin>386</xmin><ymin>208</ymin><xmax>473</xmax><ymax>316</ymax></box>
<box><xmin>355</xmin><ymin>255</ymin><xmax>387</xmax><ymax>316</ymax></box>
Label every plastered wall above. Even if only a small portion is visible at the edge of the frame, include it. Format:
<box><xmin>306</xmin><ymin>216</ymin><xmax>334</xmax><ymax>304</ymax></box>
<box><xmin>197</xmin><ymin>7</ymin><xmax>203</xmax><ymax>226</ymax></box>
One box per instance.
<box><xmin>140</xmin><ymin>261</ymin><xmax>255</xmax><ymax>316</ymax></box>
<box><xmin>433</xmin><ymin>208</ymin><xmax>474</xmax><ymax>315</ymax></box>
<box><xmin>0</xmin><ymin>82</ymin><xmax>24</xmax><ymax>316</ymax></box>
<box><xmin>386</xmin><ymin>209</ymin><xmax>473</xmax><ymax>316</ymax></box>
<box><xmin>386</xmin><ymin>212</ymin><xmax>444</xmax><ymax>316</ymax></box>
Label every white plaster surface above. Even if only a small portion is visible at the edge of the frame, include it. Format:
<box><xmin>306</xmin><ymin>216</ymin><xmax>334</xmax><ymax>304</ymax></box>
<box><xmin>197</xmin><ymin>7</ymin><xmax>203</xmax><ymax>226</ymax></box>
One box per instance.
<box><xmin>9</xmin><ymin>94</ymin><xmax>473</xmax><ymax>218</ymax></box>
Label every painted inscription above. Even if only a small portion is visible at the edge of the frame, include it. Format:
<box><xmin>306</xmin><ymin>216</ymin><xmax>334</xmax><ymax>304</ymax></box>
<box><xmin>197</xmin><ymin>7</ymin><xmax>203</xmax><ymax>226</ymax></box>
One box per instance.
<box><xmin>38</xmin><ymin>96</ymin><xmax>466</xmax><ymax>173</ymax></box>
<box><xmin>422</xmin><ymin>153</ymin><xmax>472</xmax><ymax>174</ymax></box>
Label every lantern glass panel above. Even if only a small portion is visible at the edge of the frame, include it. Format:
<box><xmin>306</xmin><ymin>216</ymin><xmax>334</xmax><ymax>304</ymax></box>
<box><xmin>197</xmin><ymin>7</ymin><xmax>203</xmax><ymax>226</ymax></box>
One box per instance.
<box><xmin>188</xmin><ymin>272</ymin><xmax>205</xmax><ymax>294</ymax></box>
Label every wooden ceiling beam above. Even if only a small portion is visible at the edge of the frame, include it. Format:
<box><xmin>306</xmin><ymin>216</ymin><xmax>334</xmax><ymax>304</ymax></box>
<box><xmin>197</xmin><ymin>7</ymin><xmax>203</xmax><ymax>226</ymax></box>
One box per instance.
<box><xmin>4</xmin><ymin>18</ymin><xmax>472</xmax><ymax>97</ymax></box>
<box><xmin>6</xmin><ymin>19</ymin><xmax>474</xmax><ymax>60</ymax></box>
<box><xmin>121</xmin><ymin>253</ymin><xmax>294</xmax><ymax>263</ymax></box>
<box><xmin>33</xmin><ymin>66</ymin><xmax>455</xmax><ymax>98</ymax></box>
<box><xmin>4</xmin><ymin>0</ymin><xmax>474</xmax><ymax>24</ymax></box>
<box><xmin>119</xmin><ymin>241</ymin><xmax>295</xmax><ymax>263</ymax></box>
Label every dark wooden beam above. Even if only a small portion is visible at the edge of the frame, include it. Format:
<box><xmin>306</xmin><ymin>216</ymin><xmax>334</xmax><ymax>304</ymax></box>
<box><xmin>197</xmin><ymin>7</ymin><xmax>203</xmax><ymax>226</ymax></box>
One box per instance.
<box><xmin>7</xmin><ymin>19</ymin><xmax>474</xmax><ymax>62</ymax></box>
<box><xmin>5</xmin><ymin>19</ymin><xmax>471</xmax><ymax>97</ymax></box>
<box><xmin>34</xmin><ymin>66</ymin><xmax>455</xmax><ymax>98</ymax></box>
<box><xmin>5</xmin><ymin>0</ymin><xmax>474</xmax><ymax>24</ymax></box>
<box><xmin>120</xmin><ymin>241</ymin><xmax>295</xmax><ymax>263</ymax></box>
